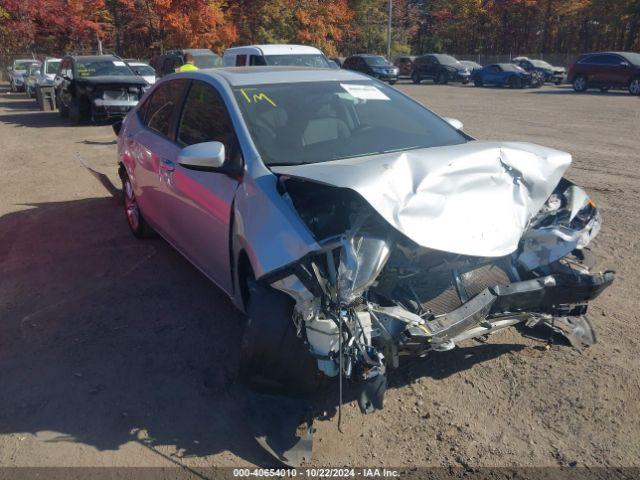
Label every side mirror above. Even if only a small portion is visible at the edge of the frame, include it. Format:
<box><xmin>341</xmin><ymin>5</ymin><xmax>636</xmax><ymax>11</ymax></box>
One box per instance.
<box><xmin>178</xmin><ymin>141</ymin><xmax>226</xmax><ymax>170</ymax></box>
<box><xmin>443</xmin><ymin>117</ymin><xmax>464</xmax><ymax>131</ymax></box>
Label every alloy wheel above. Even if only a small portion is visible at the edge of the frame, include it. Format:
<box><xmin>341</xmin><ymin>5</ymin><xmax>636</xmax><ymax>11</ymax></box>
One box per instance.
<box><xmin>123</xmin><ymin>178</ymin><xmax>140</xmax><ymax>232</ymax></box>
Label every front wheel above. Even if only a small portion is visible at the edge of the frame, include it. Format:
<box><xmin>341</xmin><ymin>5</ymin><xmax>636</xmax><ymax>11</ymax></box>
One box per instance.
<box><xmin>629</xmin><ymin>77</ymin><xmax>640</xmax><ymax>95</ymax></box>
<box><xmin>388</xmin><ymin>80</ymin><xmax>396</xmax><ymax>85</ymax></box>
<box><xmin>239</xmin><ymin>282</ymin><xmax>321</xmax><ymax>399</ymax></box>
<box><xmin>573</xmin><ymin>75</ymin><xmax>588</xmax><ymax>92</ymax></box>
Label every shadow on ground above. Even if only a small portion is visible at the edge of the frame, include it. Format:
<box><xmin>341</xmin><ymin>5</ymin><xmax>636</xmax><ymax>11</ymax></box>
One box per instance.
<box><xmin>0</xmin><ymin>172</ymin><xmax>548</xmax><ymax>469</ymax></box>
<box><xmin>0</xmin><ymin>79</ymin><xmax>572</xmax><ymax>466</ymax></box>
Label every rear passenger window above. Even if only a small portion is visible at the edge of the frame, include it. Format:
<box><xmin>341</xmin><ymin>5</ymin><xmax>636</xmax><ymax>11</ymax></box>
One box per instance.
<box><xmin>235</xmin><ymin>54</ymin><xmax>247</xmax><ymax>66</ymax></box>
<box><xmin>177</xmin><ymin>81</ymin><xmax>238</xmax><ymax>161</ymax></box>
<box><xmin>143</xmin><ymin>80</ymin><xmax>186</xmax><ymax>138</ymax></box>
<box><xmin>250</xmin><ymin>55</ymin><xmax>266</xmax><ymax>66</ymax></box>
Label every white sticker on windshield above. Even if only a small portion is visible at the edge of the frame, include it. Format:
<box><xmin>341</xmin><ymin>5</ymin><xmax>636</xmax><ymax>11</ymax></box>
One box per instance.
<box><xmin>113</xmin><ymin>61</ymin><xmax>126</xmax><ymax>66</ymax></box>
<box><xmin>340</xmin><ymin>83</ymin><xmax>390</xmax><ymax>101</ymax></box>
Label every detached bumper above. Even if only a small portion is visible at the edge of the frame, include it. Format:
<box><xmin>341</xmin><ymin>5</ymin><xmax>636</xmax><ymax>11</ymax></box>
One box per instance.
<box><xmin>92</xmin><ymin>99</ymin><xmax>138</xmax><ymax>118</ymax></box>
<box><xmin>420</xmin><ymin>271</ymin><xmax>614</xmax><ymax>344</ymax></box>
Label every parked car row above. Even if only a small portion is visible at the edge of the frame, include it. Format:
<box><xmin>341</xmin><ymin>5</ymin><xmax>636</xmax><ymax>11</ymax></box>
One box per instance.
<box><xmin>390</xmin><ymin>52</ymin><xmax>640</xmax><ymax>94</ymax></box>
<box><xmin>7</xmin><ymin>47</ymin><xmax>639</xmax><ymax>126</ymax></box>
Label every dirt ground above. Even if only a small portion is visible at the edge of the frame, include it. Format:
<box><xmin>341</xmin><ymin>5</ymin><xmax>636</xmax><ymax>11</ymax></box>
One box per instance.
<box><xmin>0</xmin><ymin>81</ymin><xmax>639</xmax><ymax>472</ymax></box>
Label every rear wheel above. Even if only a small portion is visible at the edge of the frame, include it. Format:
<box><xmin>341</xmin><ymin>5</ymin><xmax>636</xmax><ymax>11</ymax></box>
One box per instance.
<box><xmin>629</xmin><ymin>77</ymin><xmax>640</xmax><ymax>95</ymax></box>
<box><xmin>239</xmin><ymin>282</ymin><xmax>321</xmax><ymax>399</ymax></box>
<box><xmin>411</xmin><ymin>71</ymin><xmax>421</xmax><ymax>84</ymax></box>
<box><xmin>573</xmin><ymin>75</ymin><xmax>588</xmax><ymax>92</ymax></box>
<box><xmin>121</xmin><ymin>170</ymin><xmax>154</xmax><ymax>238</ymax></box>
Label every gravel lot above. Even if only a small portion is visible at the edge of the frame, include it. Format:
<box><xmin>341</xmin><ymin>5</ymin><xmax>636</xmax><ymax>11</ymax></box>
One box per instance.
<box><xmin>0</xmin><ymin>81</ymin><xmax>638</xmax><ymax>471</ymax></box>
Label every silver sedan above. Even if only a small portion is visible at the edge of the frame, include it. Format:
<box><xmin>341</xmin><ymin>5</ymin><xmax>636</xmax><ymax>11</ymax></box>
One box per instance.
<box><xmin>116</xmin><ymin>66</ymin><xmax>612</xmax><ymax>464</ymax></box>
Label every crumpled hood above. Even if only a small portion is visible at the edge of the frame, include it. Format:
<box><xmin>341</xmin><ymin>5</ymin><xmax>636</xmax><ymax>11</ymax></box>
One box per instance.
<box><xmin>272</xmin><ymin>141</ymin><xmax>571</xmax><ymax>257</ymax></box>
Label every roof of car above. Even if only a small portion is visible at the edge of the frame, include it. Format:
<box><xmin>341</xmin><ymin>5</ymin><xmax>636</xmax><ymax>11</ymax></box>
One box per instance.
<box><xmin>224</xmin><ymin>44</ymin><xmax>323</xmax><ymax>55</ymax></box>
<box><xmin>67</xmin><ymin>55</ymin><xmax>119</xmax><ymax>61</ymax></box>
<box><xmin>189</xmin><ymin>66</ymin><xmax>366</xmax><ymax>86</ymax></box>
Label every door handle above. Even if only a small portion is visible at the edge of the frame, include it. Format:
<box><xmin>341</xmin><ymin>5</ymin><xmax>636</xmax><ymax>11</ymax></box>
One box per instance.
<box><xmin>160</xmin><ymin>158</ymin><xmax>175</xmax><ymax>172</ymax></box>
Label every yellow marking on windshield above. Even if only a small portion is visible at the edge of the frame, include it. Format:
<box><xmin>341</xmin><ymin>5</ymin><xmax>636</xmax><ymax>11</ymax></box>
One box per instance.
<box><xmin>239</xmin><ymin>88</ymin><xmax>277</xmax><ymax>107</ymax></box>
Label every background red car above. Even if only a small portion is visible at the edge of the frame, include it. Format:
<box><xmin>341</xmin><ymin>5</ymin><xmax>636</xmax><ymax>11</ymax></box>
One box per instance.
<box><xmin>567</xmin><ymin>51</ymin><xmax>640</xmax><ymax>95</ymax></box>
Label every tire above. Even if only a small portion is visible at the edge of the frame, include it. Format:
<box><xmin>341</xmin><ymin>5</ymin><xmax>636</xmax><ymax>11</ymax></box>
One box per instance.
<box><xmin>629</xmin><ymin>77</ymin><xmax>640</xmax><ymax>95</ymax></box>
<box><xmin>474</xmin><ymin>78</ymin><xmax>483</xmax><ymax>87</ymax></box>
<box><xmin>10</xmin><ymin>81</ymin><xmax>16</xmax><ymax>93</ymax></box>
<box><xmin>509</xmin><ymin>76</ymin><xmax>522</xmax><ymax>88</ymax></box>
<box><xmin>411</xmin><ymin>71</ymin><xmax>421</xmax><ymax>84</ymax></box>
<box><xmin>121</xmin><ymin>170</ymin><xmax>155</xmax><ymax>238</ymax></box>
<box><xmin>239</xmin><ymin>282</ymin><xmax>321</xmax><ymax>399</ymax></box>
<box><xmin>554</xmin><ymin>79</ymin><xmax>562</xmax><ymax>86</ymax></box>
<box><xmin>69</xmin><ymin>97</ymin><xmax>84</xmax><ymax>124</ymax></box>
<box><xmin>58</xmin><ymin>97</ymin><xmax>69</xmax><ymax>117</ymax></box>
<box><xmin>461</xmin><ymin>79</ymin><xmax>469</xmax><ymax>85</ymax></box>
<box><xmin>35</xmin><ymin>87</ymin><xmax>42</xmax><ymax>109</ymax></box>
<box><xmin>436</xmin><ymin>71</ymin><xmax>448</xmax><ymax>84</ymax></box>
<box><xmin>388</xmin><ymin>80</ymin><xmax>397</xmax><ymax>85</ymax></box>
<box><xmin>573</xmin><ymin>75</ymin><xmax>588</xmax><ymax>92</ymax></box>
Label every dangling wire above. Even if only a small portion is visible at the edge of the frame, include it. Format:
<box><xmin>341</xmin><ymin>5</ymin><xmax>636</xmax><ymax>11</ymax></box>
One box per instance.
<box><xmin>338</xmin><ymin>314</ymin><xmax>344</xmax><ymax>433</ymax></box>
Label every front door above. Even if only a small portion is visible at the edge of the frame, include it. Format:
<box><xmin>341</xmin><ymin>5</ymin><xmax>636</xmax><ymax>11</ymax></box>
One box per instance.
<box><xmin>160</xmin><ymin>80</ymin><xmax>241</xmax><ymax>293</ymax></box>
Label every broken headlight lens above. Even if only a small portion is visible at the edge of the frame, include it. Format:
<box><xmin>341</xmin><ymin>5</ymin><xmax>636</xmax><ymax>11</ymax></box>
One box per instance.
<box><xmin>337</xmin><ymin>235</ymin><xmax>392</xmax><ymax>306</ymax></box>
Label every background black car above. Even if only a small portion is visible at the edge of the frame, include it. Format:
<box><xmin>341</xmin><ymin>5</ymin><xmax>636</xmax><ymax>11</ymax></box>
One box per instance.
<box><xmin>411</xmin><ymin>54</ymin><xmax>471</xmax><ymax>84</ymax></box>
<box><xmin>512</xmin><ymin>57</ymin><xmax>566</xmax><ymax>85</ymax></box>
<box><xmin>342</xmin><ymin>54</ymin><xmax>399</xmax><ymax>84</ymax></box>
<box><xmin>150</xmin><ymin>48</ymin><xmax>222</xmax><ymax>77</ymax></box>
<box><xmin>55</xmin><ymin>55</ymin><xmax>149</xmax><ymax>123</ymax></box>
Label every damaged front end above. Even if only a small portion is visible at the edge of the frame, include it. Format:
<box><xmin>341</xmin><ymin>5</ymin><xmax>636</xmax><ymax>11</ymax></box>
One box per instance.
<box><xmin>261</xmin><ymin>143</ymin><xmax>613</xmax><ymax>417</ymax></box>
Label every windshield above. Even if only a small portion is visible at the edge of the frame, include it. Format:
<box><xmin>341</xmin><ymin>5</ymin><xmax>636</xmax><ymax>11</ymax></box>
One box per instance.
<box><xmin>531</xmin><ymin>60</ymin><xmax>553</xmax><ymax>69</ymax></box>
<box><xmin>234</xmin><ymin>81</ymin><xmax>467</xmax><ymax>166</ymax></box>
<box><xmin>364</xmin><ymin>56</ymin><xmax>390</xmax><ymax>66</ymax></box>
<box><xmin>76</xmin><ymin>59</ymin><xmax>134</xmax><ymax>77</ymax></box>
<box><xmin>13</xmin><ymin>61</ymin><xmax>33</xmax><ymax>72</ymax></box>
<box><xmin>263</xmin><ymin>54</ymin><xmax>330</xmax><ymax>67</ymax></box>
<box><xmin>436</xmin><ymin>55</ymin><xmax>462</xmax><ymax>66</ymax></box>
<box><xmin>193</xmin><ymin>54</ymin><xmax>222</xmax><ymax>68</ymax></box>
<box><xmin>46</xmin><ymin>61</ymin><xmax>61</xmax><ymax>74</ymax></box>
<box><xmin>622</xmin><ymin>52</ymin><xmax>640</xmax><ymax>65</ymax></box>
<box><xmin>501</xmin><ymin>64</ymin><xmax>522</xmax><ymax>72</ymax></box>
<box><xmin>131</xmin><ymin>64</ymin><xmax>155</xmax><ymax>76</ymax></box>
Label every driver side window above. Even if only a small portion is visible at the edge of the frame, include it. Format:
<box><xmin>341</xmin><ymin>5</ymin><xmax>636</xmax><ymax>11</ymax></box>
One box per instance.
<box><xmin>177</xmin><ymin>81</ymin><xmax>239</xmax><ymax>162</ymax></box>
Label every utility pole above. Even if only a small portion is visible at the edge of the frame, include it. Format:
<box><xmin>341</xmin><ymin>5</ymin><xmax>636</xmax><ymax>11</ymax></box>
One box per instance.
<box><xmin>386</xmin><ymin>0</ymin><xmax>392</xmax><ymax>59</ymax></box>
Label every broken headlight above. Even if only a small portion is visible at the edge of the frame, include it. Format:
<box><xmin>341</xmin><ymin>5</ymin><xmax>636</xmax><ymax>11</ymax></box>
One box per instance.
<box><xmin>518</xmin><ymin>180</ymin><xmax>601</xmax><ymax>269</ymax></box>
<box><xmin>337</xmin><ymin>234</ymin><xmax>392</xmax><ymax>306</ymax></box>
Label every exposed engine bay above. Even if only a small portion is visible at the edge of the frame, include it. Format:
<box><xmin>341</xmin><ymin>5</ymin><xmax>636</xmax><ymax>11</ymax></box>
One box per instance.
<box><xmin>263</xmin><ymin>148</ymin><xmax>613</xmax><ymax>415</ymax></box>
<box><xmin>243</xmin><ymin>142</ymin><xmax>613</xmax><ymax>465</ymax></box>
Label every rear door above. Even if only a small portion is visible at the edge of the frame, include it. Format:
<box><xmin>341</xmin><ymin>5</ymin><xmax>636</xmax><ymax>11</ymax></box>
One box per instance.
<box><xmin>601</xmin><ymin>54</ymin><xmax>631</xmax><ymax>86</ymax></box>
<box><xmin>159</xmin><ymin>80</ymin><xmax>242</xmax><ymax>292</ymax></box>
<box><xmin>129</xmin><ymin>79</ymin><xmax>188</xmax><ymax>239</ymax></box>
